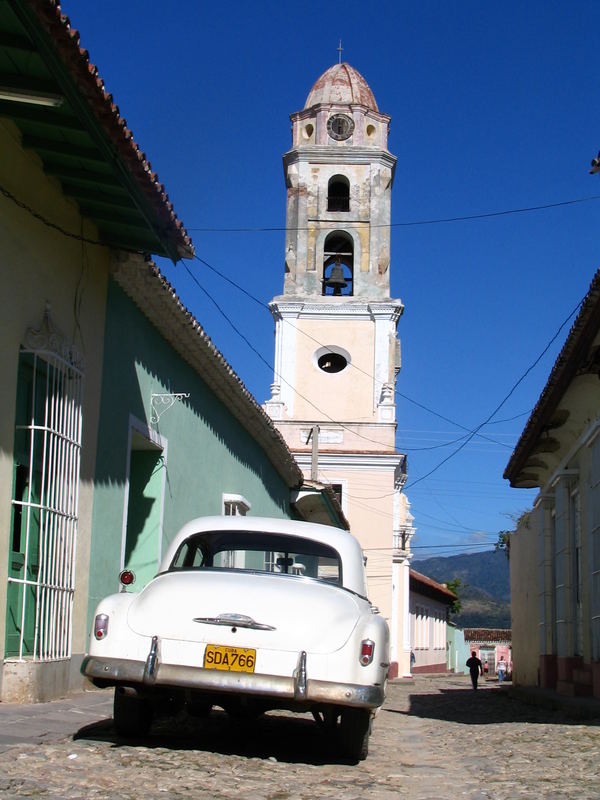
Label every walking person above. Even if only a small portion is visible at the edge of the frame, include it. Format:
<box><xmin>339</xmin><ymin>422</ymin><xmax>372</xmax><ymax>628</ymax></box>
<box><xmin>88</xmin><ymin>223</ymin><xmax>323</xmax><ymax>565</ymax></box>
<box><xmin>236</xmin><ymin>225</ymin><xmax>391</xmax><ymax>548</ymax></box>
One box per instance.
<box><xmin>466</xmin><ymin>651</ymin><xmax>483</xmax><ymax>690</ymax></box>
<box><xmin>497</xmin><ymin>657</ymin><xmax>507</xmax><ymax>683</ymax></box>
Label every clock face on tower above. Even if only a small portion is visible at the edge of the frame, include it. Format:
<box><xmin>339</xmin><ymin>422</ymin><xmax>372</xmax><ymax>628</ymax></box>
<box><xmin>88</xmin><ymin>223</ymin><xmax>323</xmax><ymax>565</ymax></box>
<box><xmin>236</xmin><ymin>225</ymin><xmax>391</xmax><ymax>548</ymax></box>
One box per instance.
<box><xmin>327</xmin><ymin>113</ymin><xmax>354</xmax><ymax>141</ymax></box>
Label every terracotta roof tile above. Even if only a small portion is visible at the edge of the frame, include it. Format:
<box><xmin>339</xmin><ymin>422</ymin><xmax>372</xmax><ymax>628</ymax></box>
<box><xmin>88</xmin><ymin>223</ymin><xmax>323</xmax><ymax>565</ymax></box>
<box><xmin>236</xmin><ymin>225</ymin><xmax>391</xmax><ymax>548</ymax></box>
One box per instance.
<box><xmin>29</xmin><ymin>0</ymin><xmax>192</xmax><ymax>258</ymax></box>
<box><xmin>463</xmin><ymin>628</ymin><xmax>512</xmax><ymax>643</ymax></box>
<box><xmin>410</xmin><ymin>568</ymin><xmax>457</xmax><ymax>601</ymax></box>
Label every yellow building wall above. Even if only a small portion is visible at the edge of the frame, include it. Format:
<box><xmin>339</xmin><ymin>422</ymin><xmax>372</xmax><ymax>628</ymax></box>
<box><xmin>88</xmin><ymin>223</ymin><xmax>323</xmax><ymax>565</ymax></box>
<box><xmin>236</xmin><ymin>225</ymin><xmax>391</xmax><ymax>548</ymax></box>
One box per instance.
<box><xmin>510</xmin><ymin>513</ymin><xmax>540</xmax><ymax>687</ymax></box>
<box><xmin>293</xmin><ymin>318</ymin><xmax>377</xmax><ymax>423</ymax></box>
<box><xmin>0</xmin><ymin>119</ymin><xmax>109</xmax><ymax>699</ymax></box>
<box><xmin>308</xmin><ymin>462</ymin><xmax>408</xmax><ymax>673</ymax></box>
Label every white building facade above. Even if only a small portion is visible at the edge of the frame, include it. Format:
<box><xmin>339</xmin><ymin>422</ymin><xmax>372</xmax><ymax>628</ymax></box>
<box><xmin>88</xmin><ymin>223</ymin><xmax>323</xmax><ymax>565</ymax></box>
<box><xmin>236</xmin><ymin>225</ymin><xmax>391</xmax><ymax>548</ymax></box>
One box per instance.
<box><xmin>505</xmin><ymin>268</ymin><xmax>600</xmax><ymax>698</ymax></box>
<box><xmin>264</xmin><ymin>63</ymin><xmax>414</xmax><ymax>678</ymax></box>
<box><xmin>409</xmin><ymin>570</ymin><xmax>456</xmax><ymax>674</ymax></box>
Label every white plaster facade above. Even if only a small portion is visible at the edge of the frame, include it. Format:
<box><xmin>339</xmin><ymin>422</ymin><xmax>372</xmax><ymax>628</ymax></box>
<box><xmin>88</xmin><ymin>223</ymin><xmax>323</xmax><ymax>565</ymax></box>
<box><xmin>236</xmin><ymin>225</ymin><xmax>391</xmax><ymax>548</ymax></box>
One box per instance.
<box><xmin>505</xmin><ymin>268</ymin><xmax>600</xmax><ymax>698</ymax></box>
<box><xmin>264</xmin><ymin>63</ymin><xmax>414</xmax><ymax>678</ymax></box>
<box><xmin>408</xmin><ymin>570</ymin><xmax>456</xmax><ymax>673</ymax></box>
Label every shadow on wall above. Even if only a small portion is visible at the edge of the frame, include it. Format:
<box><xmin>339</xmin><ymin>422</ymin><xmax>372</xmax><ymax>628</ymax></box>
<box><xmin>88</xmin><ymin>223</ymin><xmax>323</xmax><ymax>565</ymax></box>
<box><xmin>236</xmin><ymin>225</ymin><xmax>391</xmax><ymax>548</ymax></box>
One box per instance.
<box><xmin>91</xmin><ymin>278</ymin><xmax>287</xmax><ymax>510</ymax></box>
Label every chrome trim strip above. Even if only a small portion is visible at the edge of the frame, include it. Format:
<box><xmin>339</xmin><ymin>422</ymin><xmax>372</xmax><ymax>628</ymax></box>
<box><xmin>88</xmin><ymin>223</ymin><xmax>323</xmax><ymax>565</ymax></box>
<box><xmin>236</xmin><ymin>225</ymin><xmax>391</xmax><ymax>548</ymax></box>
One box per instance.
<box><xmin>193</xmin><ymin>613</ymin><xmax>276</xmax><ymax>631</ymax></box>
<box><xmin>81</xmin><ymin>656</ymin><xmax>384</xmax><ymax>708</ymax></box>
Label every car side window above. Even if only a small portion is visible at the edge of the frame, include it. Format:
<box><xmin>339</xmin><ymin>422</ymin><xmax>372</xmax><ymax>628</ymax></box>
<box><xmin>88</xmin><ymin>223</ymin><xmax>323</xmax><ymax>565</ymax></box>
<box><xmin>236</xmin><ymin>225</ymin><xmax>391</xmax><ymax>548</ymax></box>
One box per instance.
<box><xmin>171</xmin><ymin>539</ymin><xmax>206</xmax><ymax>569</ymax></box>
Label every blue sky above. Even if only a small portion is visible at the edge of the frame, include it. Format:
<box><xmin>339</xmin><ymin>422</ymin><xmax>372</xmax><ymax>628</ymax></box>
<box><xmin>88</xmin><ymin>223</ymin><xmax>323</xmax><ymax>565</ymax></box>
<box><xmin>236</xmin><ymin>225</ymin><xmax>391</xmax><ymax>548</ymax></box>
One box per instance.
<box><xmin>67</xmin><ymin>1</ymin><xmax>600</xmax><ymax>556</ymax></box>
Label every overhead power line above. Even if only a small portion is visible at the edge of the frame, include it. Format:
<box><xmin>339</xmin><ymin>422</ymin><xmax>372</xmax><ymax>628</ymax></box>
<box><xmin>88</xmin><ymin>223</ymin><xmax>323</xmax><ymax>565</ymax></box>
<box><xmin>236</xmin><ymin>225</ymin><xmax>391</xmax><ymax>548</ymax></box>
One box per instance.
<box><xmin>0</xmin><ymin>182</ymin><xmax>102</xmax><ymax>246</ymax></box>
<box><xmin>186</xmin><ymin>194</ymin><xmax>600</xmax><ymax>232</ymax></box>
<box><xmin>403</xmin><ymin>294</ymin><xmax>585</xmax><ymax>490</ymax></box>
<box><xmin>1</xmin><ymin>181</ymin><xmax>584</xmax><ymax>487</ymax></box>
<box><xmin>183</xmin><ymin>261</ymin><xmax>406</xmax><ymax>453</ymax></box>
<box><xmin>193</xmin><ymin>253</ymin><xmax>519</xmax><ymax>451</ymax></box>
<box><xmin>413</xmin><ymin>542</ymin><xmax>497</xmax><ymax>550</ymax></box>
<box><xmin>190</xmin><ymin>251</ymin><xmax>585</xmax><ymax>490</ymax></box>
<box><xmin>2</xmin><ymin>178</ymin><xmax>518</xmax><ymax>456</ymax></box>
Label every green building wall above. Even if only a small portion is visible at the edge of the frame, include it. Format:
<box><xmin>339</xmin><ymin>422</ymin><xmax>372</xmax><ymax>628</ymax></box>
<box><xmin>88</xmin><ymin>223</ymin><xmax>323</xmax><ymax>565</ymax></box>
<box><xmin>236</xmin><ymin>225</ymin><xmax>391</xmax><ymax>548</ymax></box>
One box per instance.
<box><xmin>447</xmin><ymin>623</ymin><xmax>470</xmax><ymax>674</ymax></box>
<box><xmin>88</xmin><ymin>278</ymin><xmax>293</xmax><ymax>629</ymax></box>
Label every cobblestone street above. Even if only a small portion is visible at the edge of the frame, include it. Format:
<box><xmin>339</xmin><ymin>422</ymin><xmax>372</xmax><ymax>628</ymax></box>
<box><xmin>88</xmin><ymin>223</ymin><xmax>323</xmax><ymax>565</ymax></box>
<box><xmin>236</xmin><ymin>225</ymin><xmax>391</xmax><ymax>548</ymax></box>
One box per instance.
<box><xmin>0</xmin><ymin>674</ymin><xmax>598</xmax><ymax>799</ymax></box>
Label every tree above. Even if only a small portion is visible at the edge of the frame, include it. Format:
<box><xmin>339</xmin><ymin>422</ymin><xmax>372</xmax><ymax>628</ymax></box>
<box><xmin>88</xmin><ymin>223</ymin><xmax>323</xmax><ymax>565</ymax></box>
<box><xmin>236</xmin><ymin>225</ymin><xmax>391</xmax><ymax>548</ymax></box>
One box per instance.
<box><xmin>446</xmin><ymin>577</ymin><xmax>463</xmax><ymax>615</ymax></box>
<box><xmin>495</xmin><ymin>530</ymin><xmax>512</xmax><ymax>560</ymax></box>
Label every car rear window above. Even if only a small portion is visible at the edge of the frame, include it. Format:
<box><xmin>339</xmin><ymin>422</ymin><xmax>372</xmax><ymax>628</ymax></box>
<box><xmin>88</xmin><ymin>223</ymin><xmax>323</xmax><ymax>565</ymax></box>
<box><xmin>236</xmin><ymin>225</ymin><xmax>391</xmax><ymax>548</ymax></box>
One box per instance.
<box><xmin>169</xmin><ymin>530</ymin><xmax>342</xmax><ymax>585</ymax></box>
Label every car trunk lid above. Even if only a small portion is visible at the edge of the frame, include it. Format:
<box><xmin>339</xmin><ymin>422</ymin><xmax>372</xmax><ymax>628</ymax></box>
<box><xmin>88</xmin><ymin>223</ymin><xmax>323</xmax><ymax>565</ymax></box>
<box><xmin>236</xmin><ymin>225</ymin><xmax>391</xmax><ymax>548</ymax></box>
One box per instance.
<box><xmin>127</xmin><ymin>570</ymin><xmax>361</xmax><ymax>653</ymax></box>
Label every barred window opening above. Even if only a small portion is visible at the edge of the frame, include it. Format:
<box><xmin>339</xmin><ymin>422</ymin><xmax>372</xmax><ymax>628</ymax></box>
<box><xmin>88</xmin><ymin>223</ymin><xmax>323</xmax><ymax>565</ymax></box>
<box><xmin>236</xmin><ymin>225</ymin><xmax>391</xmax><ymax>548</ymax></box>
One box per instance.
<box><xmin>6</xmin><ymin>347</ymin><xmax>83</xmax><ymax>661</ymax></box>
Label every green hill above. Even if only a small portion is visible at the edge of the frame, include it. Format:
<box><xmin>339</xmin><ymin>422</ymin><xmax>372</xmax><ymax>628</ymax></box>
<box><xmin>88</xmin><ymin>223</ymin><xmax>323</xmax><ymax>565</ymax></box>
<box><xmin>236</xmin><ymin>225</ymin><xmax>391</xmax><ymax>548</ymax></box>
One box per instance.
<box><xmin>414</xmin><ymin>549</ymin><xmax>510</xmax><ymax>628</ymax></box>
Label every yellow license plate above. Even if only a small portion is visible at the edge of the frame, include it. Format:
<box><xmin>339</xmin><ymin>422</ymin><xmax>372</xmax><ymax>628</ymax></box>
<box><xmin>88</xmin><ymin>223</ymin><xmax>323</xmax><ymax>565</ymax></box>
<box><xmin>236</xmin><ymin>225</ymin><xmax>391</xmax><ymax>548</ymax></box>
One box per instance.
<box><xmin>204</xmin><ymin>645</ymin><xmax>256</xmax><ymax>673</ymax></box>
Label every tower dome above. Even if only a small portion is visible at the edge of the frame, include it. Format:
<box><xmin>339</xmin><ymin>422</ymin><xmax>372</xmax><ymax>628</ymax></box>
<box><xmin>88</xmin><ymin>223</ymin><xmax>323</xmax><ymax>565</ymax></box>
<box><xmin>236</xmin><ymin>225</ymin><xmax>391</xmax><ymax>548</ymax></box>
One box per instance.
<box><xmin>304</xmin><ymin>63</ymin><xmax>378</xmax><ymax>111</ymax></box>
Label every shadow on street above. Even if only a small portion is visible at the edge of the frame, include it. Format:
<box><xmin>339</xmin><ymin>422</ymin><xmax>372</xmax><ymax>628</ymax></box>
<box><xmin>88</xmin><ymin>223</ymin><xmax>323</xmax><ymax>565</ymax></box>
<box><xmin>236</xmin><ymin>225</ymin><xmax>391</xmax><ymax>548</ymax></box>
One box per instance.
<box><xmin>74</xmin><ymin>708</ymin><xmax>357</xmax><ymax>766</ymax></box>
<box><xmin>385</xmin><ymin>686</ymin><xmax>600</xmax><ymax>727</ymax></box>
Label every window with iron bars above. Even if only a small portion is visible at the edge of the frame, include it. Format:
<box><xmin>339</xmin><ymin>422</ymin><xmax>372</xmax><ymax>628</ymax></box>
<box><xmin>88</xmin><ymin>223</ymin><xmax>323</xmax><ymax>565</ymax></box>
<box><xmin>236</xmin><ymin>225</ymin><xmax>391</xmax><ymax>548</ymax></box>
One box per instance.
<box><xmin>6</xmin><ymin>346</ymin><xmax>83</xmax><ymax>661</ymax></box>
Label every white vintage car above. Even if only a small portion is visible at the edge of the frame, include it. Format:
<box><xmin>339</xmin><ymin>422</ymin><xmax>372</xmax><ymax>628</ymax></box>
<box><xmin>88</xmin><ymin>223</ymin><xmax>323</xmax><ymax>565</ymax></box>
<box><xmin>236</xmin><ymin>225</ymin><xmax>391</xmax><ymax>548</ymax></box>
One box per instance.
<box><xmin>82</xmin><ymin>516</ymin><xmax>389</xmax><ymax>760</ymax></box>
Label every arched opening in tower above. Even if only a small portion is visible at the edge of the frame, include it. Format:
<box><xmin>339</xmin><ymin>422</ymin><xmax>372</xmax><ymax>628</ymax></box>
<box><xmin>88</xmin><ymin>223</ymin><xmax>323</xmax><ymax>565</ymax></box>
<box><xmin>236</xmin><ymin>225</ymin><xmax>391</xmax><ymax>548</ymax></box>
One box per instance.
<box><xmin>322</xmin><ymin>231</ymin><xmax>353</xmax><ymax>296</ymax></box>
<box><xmin>327</xmin><ymin>175</ymin><xmax>350</xmax><ymax>212</ymax></box>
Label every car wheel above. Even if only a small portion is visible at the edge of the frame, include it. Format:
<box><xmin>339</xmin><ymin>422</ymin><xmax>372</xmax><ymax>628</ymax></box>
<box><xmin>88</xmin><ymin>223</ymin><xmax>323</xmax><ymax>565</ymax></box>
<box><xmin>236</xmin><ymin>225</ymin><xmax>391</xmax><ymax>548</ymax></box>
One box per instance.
<box><xmin>340</xmin><ymin>708</ymin><xmax>371</xmax><ymax>761</ymax></box>
<box><xmin>113</xmin><ymin>687</ymin><xmax>153</xmax><ymax>737</ymax></box>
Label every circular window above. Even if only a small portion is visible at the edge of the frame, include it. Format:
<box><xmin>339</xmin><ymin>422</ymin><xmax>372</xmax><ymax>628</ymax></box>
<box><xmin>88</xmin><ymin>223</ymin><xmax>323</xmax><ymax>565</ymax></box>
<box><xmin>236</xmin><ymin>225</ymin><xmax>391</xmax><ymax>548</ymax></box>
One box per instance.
<box><xmin>366</xmin><ymin>124</ymin><xmax>376</xmax><ymax>138</ymax></box>
<box><xmin>303</xmin><ymin>123</ymin><xmax>314</xmax><ymax>140</ymax></box>
<box><xmin>318</xmin><ymin>353</ymin><xmax>347</xmax><ymax>373</ymax></box>
<box><xmin>314</xmin><ymin>346</ymin><xmax>351</xmax><ymax>374</ymax></box>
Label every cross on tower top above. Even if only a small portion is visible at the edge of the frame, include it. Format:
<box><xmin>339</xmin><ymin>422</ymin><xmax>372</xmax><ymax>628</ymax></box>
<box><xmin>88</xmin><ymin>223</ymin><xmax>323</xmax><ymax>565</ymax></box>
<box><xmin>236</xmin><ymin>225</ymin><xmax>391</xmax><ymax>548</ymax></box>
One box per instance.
<box><xmin>337</xmin><ymin>39</ymin><xmax>343</xmax><ymax>64</ymax></box>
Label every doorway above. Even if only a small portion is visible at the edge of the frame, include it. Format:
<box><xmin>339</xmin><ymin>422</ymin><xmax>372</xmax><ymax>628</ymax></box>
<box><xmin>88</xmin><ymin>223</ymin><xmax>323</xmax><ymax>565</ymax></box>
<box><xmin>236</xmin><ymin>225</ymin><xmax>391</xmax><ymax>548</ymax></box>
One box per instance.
<box><xmin>122</xmin><ymin>426</ymin><xmax>166</xmax><ymax>589</ymax></box>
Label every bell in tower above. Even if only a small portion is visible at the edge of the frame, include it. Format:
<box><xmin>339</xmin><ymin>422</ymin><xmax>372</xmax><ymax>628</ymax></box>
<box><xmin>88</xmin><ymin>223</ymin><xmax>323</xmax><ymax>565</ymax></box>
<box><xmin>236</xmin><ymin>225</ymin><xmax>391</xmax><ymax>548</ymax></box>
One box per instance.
<box><xmin>322</xmin><ymin>256</ymin><xmax>348</xmax><ymax>296</ymax></box>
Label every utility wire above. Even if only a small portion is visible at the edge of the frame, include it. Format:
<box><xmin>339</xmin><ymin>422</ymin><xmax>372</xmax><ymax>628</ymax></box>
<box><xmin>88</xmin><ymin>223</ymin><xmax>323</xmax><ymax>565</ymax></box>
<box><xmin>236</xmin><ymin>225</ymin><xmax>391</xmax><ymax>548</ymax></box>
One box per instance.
<box><xmin>193</xmin><ymin>253</ymin><xmax>514</xmax><ymax>451</ymax></box>
<box><xmin>189</xmin><ymin>260</ymin><xmax>517</xmax><ymax>459</ymax></box>
<box><xmin>186</xmin><ymin>194</ymin><xmax>600</xmax><ymax>232</ymax></box>
<box><xmin>183</xmin><ymin>261</ymin><xmax>403</xmax><ymax>452</ymax></box>
<box><xmin>0</xmin><ymin>182</ymin><xmax>103</xmax><ymax>246</ymax></box>
<box><xmin>411</xmin><ymin>542</ymin><xmax>498</xmax><ymax>550</ymax></box>
<box><xmin>2</xmin><ymin>177</ymin><xmax>508</xmax><ymax>455</ymax></box>
<box><xmin>190</xmin><ymin>251</ymin><xmax>584</xmax><ymax>487</ymax></box>
<box><xmin>404</xmin><ymin>295</ymin><xmax>585</xmax><ymax>490</ymax></box>
<box><xmin>364</xmin><ymin>541</ymin><xmax>498</xmax><ymax>551</ymax></box>
<box><xmin>1</xmin><ymin>181</ymin><xmax>581</xmax><ymax>479</ymax></box>
<box><xmin>0</xmin><ymin>180</ymin><xmax>569</xmax><ymax>452</ymax></box>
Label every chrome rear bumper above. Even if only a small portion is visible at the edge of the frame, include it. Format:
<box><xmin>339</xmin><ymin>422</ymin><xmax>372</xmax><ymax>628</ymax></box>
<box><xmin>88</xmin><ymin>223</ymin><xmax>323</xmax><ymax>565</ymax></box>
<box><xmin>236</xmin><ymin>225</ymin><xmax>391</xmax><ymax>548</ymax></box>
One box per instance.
<box><xmin>81</xmin><ymin>654</ymin><xmax>384</xmax><ymax>709</ymax></box>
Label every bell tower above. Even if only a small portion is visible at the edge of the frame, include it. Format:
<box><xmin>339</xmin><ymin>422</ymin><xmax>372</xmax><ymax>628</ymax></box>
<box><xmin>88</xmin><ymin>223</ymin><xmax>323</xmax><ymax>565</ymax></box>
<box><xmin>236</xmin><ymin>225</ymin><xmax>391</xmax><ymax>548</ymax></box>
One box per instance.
<box><xmin>265</xmin><ymin>63</ymin><xmax>414</xmax><ymax>678</ymax></box>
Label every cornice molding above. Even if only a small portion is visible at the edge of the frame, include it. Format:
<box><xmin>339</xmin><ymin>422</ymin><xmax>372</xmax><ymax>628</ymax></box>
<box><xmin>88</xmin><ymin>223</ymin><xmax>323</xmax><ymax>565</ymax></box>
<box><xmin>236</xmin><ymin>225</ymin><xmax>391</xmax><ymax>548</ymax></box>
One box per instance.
<box><xmin>291</xmin><ymin>105</ymin><xmax>391</xmax><ymax>123</ymax></box>
<box><xmin>283</xmin><ymin>146</ymin><xmax>396</xmax><ymax>170</ymax></box>
<box><xmin>269</xmin><ymin>299</ymin><xmax>403</xmax><ymax>322</ymax></box>
<box><xmin>294</xmin><ymin>451</ymin><xmax>405</xmax><ymax>470</ymax></box>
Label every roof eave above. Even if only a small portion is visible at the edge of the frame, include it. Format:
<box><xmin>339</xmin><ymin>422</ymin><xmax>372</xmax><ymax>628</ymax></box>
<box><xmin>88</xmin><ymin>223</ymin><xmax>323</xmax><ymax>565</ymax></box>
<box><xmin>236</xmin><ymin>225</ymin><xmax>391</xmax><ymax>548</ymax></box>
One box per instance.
<box><xmin>504</xmin><ymin>268</ymin><xmax>600</xmax><ymax>485</ymax></box>
<box><xmin>9</xmin><ymin>0</ymin><xmax>193</xmax><ymax>261</ymax></box>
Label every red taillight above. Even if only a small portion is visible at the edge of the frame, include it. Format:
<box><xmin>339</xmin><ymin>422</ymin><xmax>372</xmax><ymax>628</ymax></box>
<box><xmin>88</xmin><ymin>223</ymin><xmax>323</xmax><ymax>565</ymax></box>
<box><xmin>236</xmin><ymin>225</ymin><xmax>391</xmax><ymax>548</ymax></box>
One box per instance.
<box><xmin>360</xmin><ymin>639</ymin><xmax>375</xmax><ymax>666</ymax></box>
<box><xmin>94</xmin><ymin>614</ymin><xmax>109</xmax><ymax>640</ymax></box>
<box><xmin>119</xmin><ymin>569</ymin><xmax>135</xmax><ymax>587</ymax></box>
